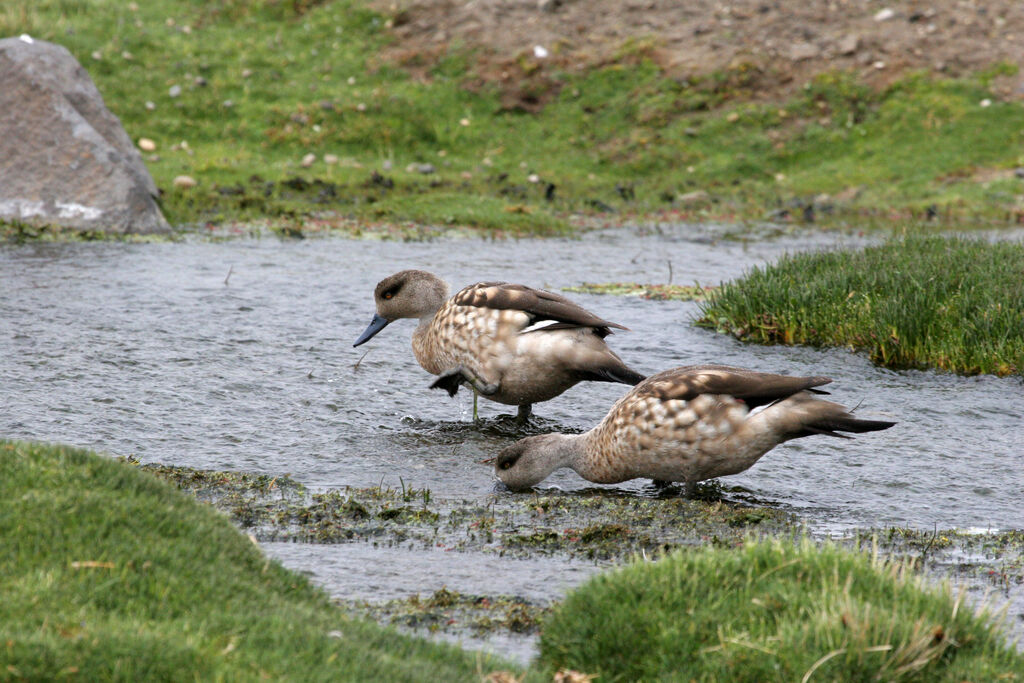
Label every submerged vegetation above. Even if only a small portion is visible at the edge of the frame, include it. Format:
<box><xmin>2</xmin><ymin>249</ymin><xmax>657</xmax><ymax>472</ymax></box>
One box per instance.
<box><xmin>138</xmin><ymin>460</ymin><xmax>797</xmax><ymax>560</ymax></box>
<box><xmin>539</xmin><ymin>540</ymin><xmax>1024</xmax><ymax>681</ymax></box>
<box><xmin>4</xmin><ymin>1</ymin><xmax>1024</xmax><ymax>234</ymax></box>
<box><xmin>562</xmin><ymin>282</ymin><xmax>717</xmax><ymax>301</ymax></box>
<box><xmin>698</xmin><ymin>234</ymin><xmax>1024</xmax><ymax>376</ymax></box>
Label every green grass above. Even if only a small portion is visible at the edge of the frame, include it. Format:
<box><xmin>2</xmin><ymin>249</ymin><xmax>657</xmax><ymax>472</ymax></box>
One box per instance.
<box><xmin>698</xmin><ymin>234</ymin><xmax>1024</xmax><ymax>376</ymax></box>
<box><xmin>0</xmin><ymin>440</ymin><xmax>515</xmax><ymax>681</ymax></box>
<box><xmin>5</xmin><ymin>1</ymin><xmax>1024</xmax><ymax>233</ymax></box>
<box><xmin>538</xmin><ymin>539</ymin><xmax>1024</xmax><ymax>682</ymax></box>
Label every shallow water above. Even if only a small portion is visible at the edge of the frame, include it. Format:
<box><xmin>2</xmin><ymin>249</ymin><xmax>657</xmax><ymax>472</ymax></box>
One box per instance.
<box><xmin>3</xmin><ymin>224</ymin><xmax>1023</xmax><ymax>659</ymax></box>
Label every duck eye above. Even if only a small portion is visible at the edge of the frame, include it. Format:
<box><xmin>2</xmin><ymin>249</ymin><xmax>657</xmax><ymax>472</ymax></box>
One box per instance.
<box><xmin>383</xmin><ymin>292</ymin><xmax>394</xmax><ymax>300</ymax></box>
<box><xmin>499</xmin><ymin>461</ymin><xmax>512</xmax><ymax>470</ymax></box>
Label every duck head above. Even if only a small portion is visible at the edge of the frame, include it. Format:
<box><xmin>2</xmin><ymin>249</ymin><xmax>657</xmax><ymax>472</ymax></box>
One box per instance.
<box><xmin>353</xmin><ymin>270</ymin><xmax>450</xmax><ymax>347</ymax></box>
<box><xmin>494</xmin><ymin>433</ymin><xmax>579</xmax><ymax>491</ymax></box>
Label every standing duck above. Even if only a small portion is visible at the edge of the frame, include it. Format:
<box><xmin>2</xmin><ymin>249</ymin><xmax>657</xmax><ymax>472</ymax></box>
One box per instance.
<box><xmin>353</xmin><ymin>269</ymin><xmax>645</xmax><ymax>419</ymax></box>
<box><xmin>495</xmin><ymin>364</ymin><xmax>895</xmax><ymax>494</ymax></box>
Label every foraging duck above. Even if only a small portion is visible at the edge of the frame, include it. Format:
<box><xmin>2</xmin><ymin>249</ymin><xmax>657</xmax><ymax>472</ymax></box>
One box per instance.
<box><xmin>495</xmin><ymin>364</ymin><xmax>895</xmax><ymax>494</ymax></box>
<box><xmin>353</xmin><ymin>269</ymin><xmax>645</xmax><ymax>419</ymax></box>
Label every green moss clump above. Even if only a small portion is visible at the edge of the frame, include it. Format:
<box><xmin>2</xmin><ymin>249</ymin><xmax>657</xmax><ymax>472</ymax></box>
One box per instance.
<box><xmin>563</xmin><ymin>282</ymin><xmax>717</xmax><ymax>301</ymax></box>
<box><xmin>698</xmin><ymin>234</ymin><xmax>1024</xmax><ymax>375</ymax></box>
<box><xmin>539</xmin><ymin>539</ymin><xmax>1024</xmax><ymax>682</ymax></box>
<box><xmin>0</xmin><ymin>441</ymin><xmax>511</xmax><ymax>680</ymax></box>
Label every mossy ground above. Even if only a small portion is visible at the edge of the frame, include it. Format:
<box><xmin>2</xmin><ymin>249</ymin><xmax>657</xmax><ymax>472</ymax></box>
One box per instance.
<box><xmin>5</xmin><ymin>1</ymin><xmax>1024</xmax><ymax>236</ymax></box>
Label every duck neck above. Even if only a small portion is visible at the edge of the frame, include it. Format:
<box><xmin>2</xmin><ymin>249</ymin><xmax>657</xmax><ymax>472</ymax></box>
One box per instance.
<box><xmin>549</xmin><ymin>432</ymin><xmax>590</xmax><ymax>479</ymax></box>
<box><xmin>411</xmin><ymin>308</ymin><xmax>444</xmax><ymax>374</ymax></box>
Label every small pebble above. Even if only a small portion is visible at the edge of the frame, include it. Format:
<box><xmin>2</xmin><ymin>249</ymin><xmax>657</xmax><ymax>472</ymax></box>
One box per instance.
<box><xmin>169</xmin><ymin>84</ymin><xmax>182</xmax><ymax>98</ymax></box>
<box><xmin>980</xmin><ymin>99</ymin><xmax>992</xmax><ymax>108</ymax></box>
<box><xmin>874</xmin><ymin>8</ymin><xmax>895</xmax><ymax>21</ymax></box>
<box><xmin>527</xmin><ymin>173</ymin><xmax>540</xmax><ymax>183</ymax></box>
<box><xmin>173</xmin><ymin>175</ymin><xmax>197</xmax><ymax>189</ymax></box>
<box><xmin>145</xmin><ymin>101</ymin><xmax>156</xmax><ymax>111</ymax></box>
<box><xmin>137</xmin><ymin>138</ymin><xmax>156</xmax><ymax>152</ymax></box>
<box><xmin>324</xmin><ymin>154</ymin><xmax>339</xmax><ymax>165</ymax></box>
<box><xmin>301</xmin><ymin>153</ymin><xmax>316</xmax><ymax>167</ymax></box>
<box><xmin>241</xmin><ymin>68</ymin><xmax>253</xmax><ymax>78</ymax></box>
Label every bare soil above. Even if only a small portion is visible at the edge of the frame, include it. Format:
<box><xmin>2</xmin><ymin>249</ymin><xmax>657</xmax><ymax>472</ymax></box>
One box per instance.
<box><xmin>371</xmin><ymin>0</ymin><xmax>1024</xmax><ymax>107</ymax></box>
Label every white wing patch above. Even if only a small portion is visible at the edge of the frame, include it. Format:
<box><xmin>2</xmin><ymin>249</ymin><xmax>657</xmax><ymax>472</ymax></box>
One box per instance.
<box><xmin>519</xmin><ymin>319</ymin><xmax>561</xmax><ymax>334</ymax></box>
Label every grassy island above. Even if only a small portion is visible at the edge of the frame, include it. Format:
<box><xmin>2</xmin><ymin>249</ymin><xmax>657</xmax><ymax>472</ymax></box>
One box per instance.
<box><xmin>698</xmin><ymin>234</ymin><xmax>1024</xmax><ymax>376</ymax></box>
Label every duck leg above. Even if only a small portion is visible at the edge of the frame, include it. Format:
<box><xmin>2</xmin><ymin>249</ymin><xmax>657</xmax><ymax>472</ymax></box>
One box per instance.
<box><xmin>516</xmin><ymin>403</ymin><xmax>532</xmax><ymax>423</ymax></box>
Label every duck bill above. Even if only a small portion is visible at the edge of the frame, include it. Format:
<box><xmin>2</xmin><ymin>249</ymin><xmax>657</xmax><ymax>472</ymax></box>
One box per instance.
<box><xmin>353</xmin><ymin>314</ymin><xmax>391</xmax><ymax>347</ymax></box>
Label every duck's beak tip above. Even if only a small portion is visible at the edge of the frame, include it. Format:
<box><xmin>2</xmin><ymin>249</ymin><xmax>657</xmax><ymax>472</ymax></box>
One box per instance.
<box><xmin>353</xmin><ymin>314</ymin><xmax>390</xmax><ymax>347</ymax></box>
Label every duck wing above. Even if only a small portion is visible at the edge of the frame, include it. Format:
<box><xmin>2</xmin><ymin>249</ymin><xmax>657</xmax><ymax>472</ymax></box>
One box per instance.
<box><xmin>636</xmin><ymin>364</ymin><xmax>832</xmax><ymax>410</ymax></box>
<box><xmin>452</xmin><ymin>282</ymin><xmax>628</xmax><ymax>335</ymax></box>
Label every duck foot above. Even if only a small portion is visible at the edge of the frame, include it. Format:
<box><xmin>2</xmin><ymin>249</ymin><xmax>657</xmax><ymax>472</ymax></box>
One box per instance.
<box><xmin>431</xmin><ymin>366</ymin><xmax>499</xmax><ymax>397</ymax></box>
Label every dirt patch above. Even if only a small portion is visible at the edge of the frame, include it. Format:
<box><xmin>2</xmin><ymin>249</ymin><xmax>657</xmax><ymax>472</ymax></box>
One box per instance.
<box><xmin>371</xmin><ymin>0</ymin><xmax>1024</xmax><ymax>104</ymax></box>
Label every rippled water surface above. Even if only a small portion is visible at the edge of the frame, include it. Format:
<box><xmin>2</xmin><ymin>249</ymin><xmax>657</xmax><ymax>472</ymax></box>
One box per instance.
<box><xmin>3</xmin><ymin>225</ymin><xmax>1022</xmax><ymax>659</ymax></box>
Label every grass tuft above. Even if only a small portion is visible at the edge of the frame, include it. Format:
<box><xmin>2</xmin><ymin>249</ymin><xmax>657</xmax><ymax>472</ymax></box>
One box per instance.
<box><xmin>0</xmin><ymin>440</ymin><xmax>512</xmax><ymax>681</ymax></box>
<box><xmin>697</xmin><ymin>234</ymin><xmax>1024</xmax><ymax>375</ymax></box>
<box><xmin>538</xmin><ymin>538</ymin><xmax>1024</xmax><ymax>682</ymax></box>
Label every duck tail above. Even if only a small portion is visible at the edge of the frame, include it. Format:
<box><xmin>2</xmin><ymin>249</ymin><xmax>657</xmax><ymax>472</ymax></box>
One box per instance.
<box><xmin>777</xmin><ymin>395</ymin><xmax>895</xmax><ymax>440</ymax></box>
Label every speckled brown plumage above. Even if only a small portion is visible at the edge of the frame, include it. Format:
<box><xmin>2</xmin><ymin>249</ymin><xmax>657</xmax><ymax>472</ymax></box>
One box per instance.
<box><xmin>353</xmin><ymin>270</ymin><xmax>644</xmax><ymax>416</ymax></box>
<box><xmin>495</xmin><ymin>365</ymin><xmax>896</xmax><ymax>494</ymax></box>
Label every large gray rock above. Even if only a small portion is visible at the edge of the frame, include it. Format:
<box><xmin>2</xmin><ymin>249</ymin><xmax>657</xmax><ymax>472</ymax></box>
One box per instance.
<box><xmin>0</xmin><ymin>36</ymin><xmax>169</xmax><ymax>234</ymax></box>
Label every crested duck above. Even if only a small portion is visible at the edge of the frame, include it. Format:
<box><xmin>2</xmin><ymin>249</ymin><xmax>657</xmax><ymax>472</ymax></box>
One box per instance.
<box><xmin>495</xmin><ymin>364</ymin><xmax>895</xmax><ymax>494</ymax></box>
<box><xmin>353</xmin><ymin>269</ymin><xmax>645</xmax><ymax>419</ymax></box>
